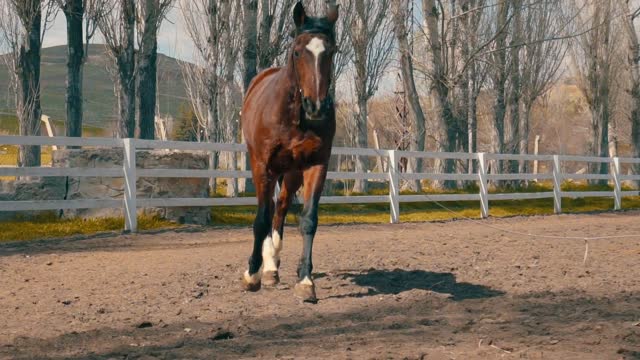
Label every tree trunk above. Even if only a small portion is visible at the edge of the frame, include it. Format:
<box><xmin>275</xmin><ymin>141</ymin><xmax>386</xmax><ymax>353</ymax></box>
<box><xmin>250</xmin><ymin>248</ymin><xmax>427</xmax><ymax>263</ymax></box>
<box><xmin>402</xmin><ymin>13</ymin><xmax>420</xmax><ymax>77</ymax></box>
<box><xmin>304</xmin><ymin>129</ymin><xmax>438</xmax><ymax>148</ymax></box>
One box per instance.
<box><xmin>207</xmin><ymin>80</ymin><xmax>219</xmax><ymax>191</ymax></box>
<box><xmin>17</xmin><ymin>0</ymin><xmax>43</xmax><ymax>167</ymax></box>
<box><xmin>468</xmin><ymin>91</ymin><xmax>479</xmax><ymax>173</ymax></box>
<box><xmin>490</xmin><ymin>1</ymin><xmax>510</xmax><ymax>178</ymax></box>
<box><xmin>116</xmin><ymin>0</ymin><xmax>136</xmax><ymax>138</ymax></box>
<box><xmin>137</xmin><ymin>0</ymin><xmax>161</xmax><ymax>140</ymax></box>
<box><xmin>518</xmin><ymin>103</ymin><xmax>532</xmax><ymax>175</ymax></box>
<box><xmin>257</xmin><ymin>0</ymin><xmax>273</xmax><ymax>70</ymax></box>
<box><xmin>63</xmin><ymin>0</ymin><xmax>84</xmax><ymax>140</ymax></box>
<box><xmin>423</xmin><ymin>0</ymin><xmax>455</xmax><ymax>189</ymax></box>
<box><xmin>242</xmin><ymin>0</ymin><xmax>259</xmax><ymax>92</ymax></box>
<box><xmin>632</xmin><ymin>78</ymin><xmax>640</xmax><ymax>188</ymax></box>
<box><xmin>506</xmin><ymin>1</ymin><xmax>522</xmax><ymax>180</ymax></box>
<box><xmin>590</xmin><ymin>96</ymin><xmax>609</xmax><ymax>184</ymax></box>
<box><xmin>351</xmin><ymin>0</ymin><xmax>370</xmax><ymax>193</ymax></box>
<box><xmin>392</xmin><ymin>0</ymin><xmax>425</xmax><ymax>192</ymax></box>
<box><xmin>240</xmin><ymin>0</ymin><xmax>258</xmax><ymax>193</ymax></box>
<box><xmin>625</xmin><ymin>3</ymin><xmax>640</xmax><ymax>187</ymax></box>
<box><xmin>352</xmin><ymin>96</ymin><xmax>369</xmax><ymax>193</ymax></box>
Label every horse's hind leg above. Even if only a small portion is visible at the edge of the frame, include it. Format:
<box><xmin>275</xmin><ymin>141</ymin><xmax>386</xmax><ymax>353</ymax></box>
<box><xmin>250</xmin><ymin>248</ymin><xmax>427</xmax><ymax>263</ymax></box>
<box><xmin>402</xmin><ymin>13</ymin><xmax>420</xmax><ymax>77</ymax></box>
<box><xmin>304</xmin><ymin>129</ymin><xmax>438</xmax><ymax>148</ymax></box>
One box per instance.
<box><xmin>262</xmin><ymin>171</ymin><xmax>302</xmax><ymax>286</ymax></box>
<box><xmin>294</xmin><ymin>165</ymin><xmax>327</xmax><ymax>303</ymax></box>
<box><xmin>242</xmin><ymin>166</ymin><xmax>276</xmax><ymax>292</ymax></box>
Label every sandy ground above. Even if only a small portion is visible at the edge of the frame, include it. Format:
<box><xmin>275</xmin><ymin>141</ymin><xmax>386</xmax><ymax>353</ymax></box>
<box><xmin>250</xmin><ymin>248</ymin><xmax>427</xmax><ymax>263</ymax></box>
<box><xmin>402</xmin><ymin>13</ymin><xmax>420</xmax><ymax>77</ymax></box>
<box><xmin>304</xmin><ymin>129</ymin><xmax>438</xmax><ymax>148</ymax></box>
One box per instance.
<box><xmin>1</xmin><ymin>212</ymin><xmax>640</xmax><ymax>359</ymax></box>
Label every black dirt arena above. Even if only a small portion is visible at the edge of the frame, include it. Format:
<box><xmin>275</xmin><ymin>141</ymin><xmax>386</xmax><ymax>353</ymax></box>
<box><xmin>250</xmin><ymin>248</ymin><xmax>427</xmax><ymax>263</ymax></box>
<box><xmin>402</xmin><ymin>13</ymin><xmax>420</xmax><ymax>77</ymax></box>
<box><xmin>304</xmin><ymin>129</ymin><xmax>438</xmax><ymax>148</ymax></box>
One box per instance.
<box><xmin>1</xmin><ymin>213</ymin><xmax>639</xmax><ymax>359</ymax></box>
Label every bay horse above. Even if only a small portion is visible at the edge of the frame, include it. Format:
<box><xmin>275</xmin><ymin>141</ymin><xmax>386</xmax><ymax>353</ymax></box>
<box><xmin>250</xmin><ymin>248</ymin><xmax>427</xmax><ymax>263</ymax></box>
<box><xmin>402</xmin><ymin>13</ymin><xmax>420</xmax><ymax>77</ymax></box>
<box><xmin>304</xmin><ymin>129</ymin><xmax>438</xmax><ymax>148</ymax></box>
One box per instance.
<box><xmin>240</xmin><ymin>1</ymin><xmax>338</xmax><ymax>303</ymax></box>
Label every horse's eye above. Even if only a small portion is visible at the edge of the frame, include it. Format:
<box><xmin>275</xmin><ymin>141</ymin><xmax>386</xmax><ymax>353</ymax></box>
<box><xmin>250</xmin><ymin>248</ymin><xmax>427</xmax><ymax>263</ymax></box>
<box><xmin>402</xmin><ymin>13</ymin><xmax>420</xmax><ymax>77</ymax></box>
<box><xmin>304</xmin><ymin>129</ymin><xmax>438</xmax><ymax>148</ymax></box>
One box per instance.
<box><xmin>293</xmin><ymin>51</ymin><xmax>300</xmax><ymax>58</ymax></box>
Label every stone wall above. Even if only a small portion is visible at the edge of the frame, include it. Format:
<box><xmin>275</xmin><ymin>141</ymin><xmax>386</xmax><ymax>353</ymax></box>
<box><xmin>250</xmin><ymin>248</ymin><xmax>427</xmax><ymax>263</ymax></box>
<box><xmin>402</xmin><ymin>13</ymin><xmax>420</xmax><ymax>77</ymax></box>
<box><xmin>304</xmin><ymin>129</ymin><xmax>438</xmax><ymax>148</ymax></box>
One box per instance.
<box><xmin>49</xmin><ymin>149</ymin><xmax>211</xmax><ymax>225</ymax></box>
<box><xmin>0</xmin><ymin>177</ymin><xmax>65</xmax><ymax>221</ymax></box>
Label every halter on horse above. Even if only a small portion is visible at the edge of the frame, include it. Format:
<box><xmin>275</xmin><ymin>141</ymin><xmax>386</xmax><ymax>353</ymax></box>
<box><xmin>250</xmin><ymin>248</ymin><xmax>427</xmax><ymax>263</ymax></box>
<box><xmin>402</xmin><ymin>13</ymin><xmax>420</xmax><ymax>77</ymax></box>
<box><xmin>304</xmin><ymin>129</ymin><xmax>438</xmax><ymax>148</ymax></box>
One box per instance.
<box><xmin>240</xmin><ymin>2</ymin><xmax>338</xmax><ymax>303</ymax></box>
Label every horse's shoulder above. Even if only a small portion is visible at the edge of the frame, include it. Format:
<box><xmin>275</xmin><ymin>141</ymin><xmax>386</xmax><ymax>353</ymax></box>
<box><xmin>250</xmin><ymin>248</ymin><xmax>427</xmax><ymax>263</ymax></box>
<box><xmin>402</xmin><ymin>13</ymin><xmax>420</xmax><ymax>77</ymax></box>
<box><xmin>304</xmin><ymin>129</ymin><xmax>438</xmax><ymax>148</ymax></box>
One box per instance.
<box><xmin>245</xmin><ymin>67</ymin><xmax>282</xmax><ymax>100</ymax></box>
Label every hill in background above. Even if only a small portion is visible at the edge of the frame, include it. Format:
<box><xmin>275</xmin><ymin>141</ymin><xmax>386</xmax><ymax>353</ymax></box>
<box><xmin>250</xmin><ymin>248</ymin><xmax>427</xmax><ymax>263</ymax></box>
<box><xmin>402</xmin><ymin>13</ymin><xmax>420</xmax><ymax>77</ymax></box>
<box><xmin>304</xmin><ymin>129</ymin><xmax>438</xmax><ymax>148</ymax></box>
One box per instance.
<box><xmin>0</xmin><ymin>44</ymin><xmax>188</xmax><ymax>134</ymax></box>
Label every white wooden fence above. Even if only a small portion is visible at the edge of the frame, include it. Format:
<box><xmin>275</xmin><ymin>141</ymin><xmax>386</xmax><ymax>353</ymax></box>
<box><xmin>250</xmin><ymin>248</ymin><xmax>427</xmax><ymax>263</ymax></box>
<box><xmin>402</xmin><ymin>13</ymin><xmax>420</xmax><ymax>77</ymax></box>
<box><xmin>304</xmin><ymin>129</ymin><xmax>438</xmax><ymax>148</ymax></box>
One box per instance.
<box><xmin>1</xmin><ymin>135</ymin><xmax>640</xmax><ymax>232</ymax></box>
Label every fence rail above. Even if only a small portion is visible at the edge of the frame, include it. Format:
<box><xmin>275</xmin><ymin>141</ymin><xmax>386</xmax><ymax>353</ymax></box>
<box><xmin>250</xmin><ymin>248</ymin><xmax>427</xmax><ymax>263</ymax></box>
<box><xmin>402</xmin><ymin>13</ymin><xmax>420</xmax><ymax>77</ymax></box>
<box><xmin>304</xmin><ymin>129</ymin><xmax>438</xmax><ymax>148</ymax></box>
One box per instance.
<box><xmin>1</xmin><ymin>135</ymin><xmax>639</xmax><ymax>232</ymax></box>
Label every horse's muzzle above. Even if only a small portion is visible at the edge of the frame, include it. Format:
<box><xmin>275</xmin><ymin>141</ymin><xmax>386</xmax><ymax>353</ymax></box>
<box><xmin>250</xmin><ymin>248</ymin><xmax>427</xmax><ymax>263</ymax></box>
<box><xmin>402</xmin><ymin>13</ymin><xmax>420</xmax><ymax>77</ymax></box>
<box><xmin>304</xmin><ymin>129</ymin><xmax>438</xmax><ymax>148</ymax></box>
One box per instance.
<box><xmin>302</xmin><ymin>96</ymin><xmax>333</xmax><ymax>120</ymax></box>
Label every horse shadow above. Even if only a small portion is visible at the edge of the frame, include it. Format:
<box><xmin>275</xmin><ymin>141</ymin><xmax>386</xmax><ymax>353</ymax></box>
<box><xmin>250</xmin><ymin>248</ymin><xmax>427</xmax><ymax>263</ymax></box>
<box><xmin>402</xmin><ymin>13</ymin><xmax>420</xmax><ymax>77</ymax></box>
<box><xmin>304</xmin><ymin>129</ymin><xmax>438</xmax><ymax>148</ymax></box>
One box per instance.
<box><xmin>327</xmin><ymin>268</ymin><xmax>505</xmax><ymax>301</ymax></box>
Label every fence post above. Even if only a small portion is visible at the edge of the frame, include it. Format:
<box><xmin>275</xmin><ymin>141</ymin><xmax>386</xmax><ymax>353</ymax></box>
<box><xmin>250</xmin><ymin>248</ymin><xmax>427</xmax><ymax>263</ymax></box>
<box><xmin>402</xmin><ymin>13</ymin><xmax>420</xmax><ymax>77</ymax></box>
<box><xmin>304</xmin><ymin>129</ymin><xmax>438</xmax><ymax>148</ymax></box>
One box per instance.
<box><xmin>388</xmin><ymin>150</ymin><xmax>400</xmax><ymax>224</ymax></box>
<box><xmin>478</xmin><ymin>153</ymin><xmax>489</xmax><ymax>218</ymax></box>
<box><xmin>613</xmin><ymin>157</ymin><xmax>622</xmax><ymax>210</ymax></box>
<box><xmin>123</xmin><ymin>138</ymin><xmax>138</xmax><ymax>233</ymax></box>
<box><xmin>553</xmin><ymin>155</ymin><xmax>562</xmax><ymax>214</ymax></box>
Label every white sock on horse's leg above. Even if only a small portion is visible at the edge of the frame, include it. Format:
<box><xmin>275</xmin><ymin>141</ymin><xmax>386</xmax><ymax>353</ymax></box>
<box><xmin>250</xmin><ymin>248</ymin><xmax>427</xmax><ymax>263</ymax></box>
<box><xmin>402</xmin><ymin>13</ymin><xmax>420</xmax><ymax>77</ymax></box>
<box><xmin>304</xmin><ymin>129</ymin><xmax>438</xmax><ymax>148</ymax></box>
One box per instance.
<box><xmin>272</xmin><ymin>230</ymin><xmax>282</xmax><ymax>258</ymax></box>
<box><xmin>262</xmin><ymin>233</ymin><xmax>279</xmax><ymax>272</ymax></box>
<box><xmin>243</xmin><ymin>269</ymin><xmax>261</xmax><ymax>284</ymax></box>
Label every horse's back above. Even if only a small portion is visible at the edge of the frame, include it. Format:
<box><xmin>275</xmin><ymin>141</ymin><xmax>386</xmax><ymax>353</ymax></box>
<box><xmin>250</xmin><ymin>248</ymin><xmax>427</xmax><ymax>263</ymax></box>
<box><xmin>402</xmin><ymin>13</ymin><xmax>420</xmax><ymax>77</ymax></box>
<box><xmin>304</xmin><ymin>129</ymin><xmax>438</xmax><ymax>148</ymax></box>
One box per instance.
<box><xmin>243</xmin><ymin>67</ymin><xmax>282</xmax><ymax>110</ymax></box>
<box><xmin>242</xmin><ymin>67</ymin><xmax>286</xmax><ymax>149</ymax></box>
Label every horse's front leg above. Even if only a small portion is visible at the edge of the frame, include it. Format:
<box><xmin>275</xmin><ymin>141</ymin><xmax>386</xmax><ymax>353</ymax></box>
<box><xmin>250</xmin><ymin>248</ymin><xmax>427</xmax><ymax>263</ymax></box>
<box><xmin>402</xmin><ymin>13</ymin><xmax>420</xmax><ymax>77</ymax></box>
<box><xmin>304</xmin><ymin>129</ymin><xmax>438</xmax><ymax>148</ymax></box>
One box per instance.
<box><xmin>294</xmin><ymin>164</ymin><xmax>328</xmax><ymax>303</ymax></box>
<box><xmin>242</xmin><ymin>165</ymin><xmax>276</xmax><ymax>292</ymax></box>
<box><xmin>262</xmin><ymin>171</ymin><xmax>303</xmax><ymax>286</ymax></box>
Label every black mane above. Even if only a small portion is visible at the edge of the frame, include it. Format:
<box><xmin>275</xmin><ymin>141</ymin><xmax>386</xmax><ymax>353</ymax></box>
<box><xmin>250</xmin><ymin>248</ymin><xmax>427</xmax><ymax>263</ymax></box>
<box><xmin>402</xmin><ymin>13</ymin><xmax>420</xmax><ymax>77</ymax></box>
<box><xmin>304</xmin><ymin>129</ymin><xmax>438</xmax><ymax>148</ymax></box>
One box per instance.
<box><xmin>293</xmin><ymin>16</ymin><xmax>335</xmax><ymax>42</ymax></box>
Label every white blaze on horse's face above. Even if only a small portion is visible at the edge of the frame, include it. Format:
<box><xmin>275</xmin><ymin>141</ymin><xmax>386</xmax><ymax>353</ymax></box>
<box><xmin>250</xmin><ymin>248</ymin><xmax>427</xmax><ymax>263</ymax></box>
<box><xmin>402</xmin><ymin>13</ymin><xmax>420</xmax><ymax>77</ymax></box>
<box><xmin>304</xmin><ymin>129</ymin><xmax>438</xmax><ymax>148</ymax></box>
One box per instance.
<box><xmin>305</xmin><ymin>37</ymin><xmax>326</xmax><ymax>110</ymax></box>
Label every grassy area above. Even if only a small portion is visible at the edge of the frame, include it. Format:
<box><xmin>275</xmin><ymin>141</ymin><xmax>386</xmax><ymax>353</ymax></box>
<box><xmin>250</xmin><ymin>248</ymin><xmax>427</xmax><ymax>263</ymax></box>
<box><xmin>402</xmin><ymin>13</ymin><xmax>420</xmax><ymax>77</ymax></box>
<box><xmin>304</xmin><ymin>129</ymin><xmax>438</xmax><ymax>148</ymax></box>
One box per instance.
<box><xmin>0</xmin><ymin>145</ymin><xmax>53</xmax><ymax>166</ymax></box>
<box><xmin>212</xmin><ymin>195</ymin><xmax>640</xmax><ymax>226</ymax></box>
<box><xmin>0</xmin><ymin>214</ymin><xmax>177</xmax><ymax>243</ymax></box>
<box><xmin>2</xmin><ymin>180</ymin><xmax>639</xmax><ymax>242</ymax></box>
<box><xmin>0</xmin><ymin>113</ymin><xmax>107</xmax><ymax>138</ymax></box>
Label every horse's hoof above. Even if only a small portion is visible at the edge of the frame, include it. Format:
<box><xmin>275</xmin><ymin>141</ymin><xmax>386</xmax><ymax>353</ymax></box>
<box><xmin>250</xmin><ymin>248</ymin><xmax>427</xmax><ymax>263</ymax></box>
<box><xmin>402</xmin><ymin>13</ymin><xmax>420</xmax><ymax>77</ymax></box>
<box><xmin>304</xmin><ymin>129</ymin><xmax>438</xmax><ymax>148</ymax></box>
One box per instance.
<box><xmin>262</xmin><ymin>271</ymin><xmax>280</xmax><ymax>286</ymax></box>
<box><xmin>242</xmin><ymin>271</ymin><xmax>261</xmax><ymax>292</ymax></box>
<box><xmin>294</xmin><ymin>282</ymin><xmax>317</xmax><ymax>303</ymax></box>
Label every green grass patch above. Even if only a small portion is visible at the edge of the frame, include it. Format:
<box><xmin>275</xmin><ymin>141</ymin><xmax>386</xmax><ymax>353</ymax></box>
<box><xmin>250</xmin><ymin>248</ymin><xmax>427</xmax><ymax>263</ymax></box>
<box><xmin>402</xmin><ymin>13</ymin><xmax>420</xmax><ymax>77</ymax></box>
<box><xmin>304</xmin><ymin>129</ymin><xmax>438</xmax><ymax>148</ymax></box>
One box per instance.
<box><xmin>211</xmin><ymin>195</ymin><xmax>640</xmax><ymax>226</ymax></box>
<box><xmin>0</xmin><ymin>214</ymin><xmax>177</xmax><ymax>243</ymax></box>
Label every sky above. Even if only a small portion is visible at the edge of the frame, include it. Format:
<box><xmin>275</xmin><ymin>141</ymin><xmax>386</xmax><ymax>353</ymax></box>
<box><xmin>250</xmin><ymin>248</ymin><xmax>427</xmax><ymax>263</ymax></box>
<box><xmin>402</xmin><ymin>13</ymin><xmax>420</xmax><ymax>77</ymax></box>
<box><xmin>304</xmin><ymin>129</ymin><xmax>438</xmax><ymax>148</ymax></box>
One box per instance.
<box><xmin>43</xmin><ymin>7</ymin><xmax>193</xmax><ymax>61</ymax></box>
<box><xmin>38</xmin><ymin>4</ymin><xmax>398</xmax><ymax>99</ymax></box>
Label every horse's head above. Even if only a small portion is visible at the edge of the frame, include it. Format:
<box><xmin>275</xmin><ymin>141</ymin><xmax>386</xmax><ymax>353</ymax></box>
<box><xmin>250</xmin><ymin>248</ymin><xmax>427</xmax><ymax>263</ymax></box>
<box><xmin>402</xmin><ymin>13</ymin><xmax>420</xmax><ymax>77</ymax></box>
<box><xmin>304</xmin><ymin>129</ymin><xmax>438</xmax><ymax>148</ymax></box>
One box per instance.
<box><xmin>290</xmin><ymin>1</ymin><xmax>339</xmax><ymax>121</ymax></box>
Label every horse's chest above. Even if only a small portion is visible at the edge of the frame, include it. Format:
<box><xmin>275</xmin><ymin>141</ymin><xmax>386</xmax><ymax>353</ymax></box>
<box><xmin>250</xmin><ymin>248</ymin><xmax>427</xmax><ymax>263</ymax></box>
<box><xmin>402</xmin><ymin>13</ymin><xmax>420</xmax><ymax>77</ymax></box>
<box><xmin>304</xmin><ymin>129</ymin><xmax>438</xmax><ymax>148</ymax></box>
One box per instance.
<box><xmin>270</xmin><ymin>134</ymin><xmax>328</xmax><ymax>171</ymax></box>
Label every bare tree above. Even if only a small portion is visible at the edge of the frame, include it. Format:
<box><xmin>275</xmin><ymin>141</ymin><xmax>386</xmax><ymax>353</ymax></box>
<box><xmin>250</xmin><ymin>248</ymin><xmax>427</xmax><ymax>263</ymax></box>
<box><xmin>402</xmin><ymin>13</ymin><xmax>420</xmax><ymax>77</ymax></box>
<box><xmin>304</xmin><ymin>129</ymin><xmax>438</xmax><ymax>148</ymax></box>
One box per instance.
<box><xmin>136</xmin><ymin>0</ymin><xmax>173</xmax><ymax>140</ymax></box>
<box><xmin>461</xmin><ymin>0</ymin><xmax>490</xmax><ymax>169</ymax></box>
<box><xmin>349</xmin><ymin>0</ymin><xmax>394</xmax><ymax>193</ymax></box>
<box><xmin>517</xmin><ymin>0</ymin><xmax>567</xmax><ymax>174</ymax></box>
<box><xmin>391</xmin><ymin>0</ymin><xmax>425</xmax><ymax>192</ymax></box>
<box><xmin>242</xmin><ymin>0</ymin><xmax>296</xmax><ymax>91</ymax></box>
<box><xmin>504</xmin><ymin>0</ymin><xmax>523</xmax><ymax>176</ymax></box>
<box><xmin>55</xmin><ymin>0</ymin><xmax>103</xmax><ymax>140</ymax></box>
<box><xmin>421</xmin><ymin>0</ymin><xmax>475</xmax><ymax>188</ymax></box>
<box><xmin>0</xmin><ymin>0</ymin><xmax>55</xmax><ymax>167</ymax></box>
<box><xmin>96</xmin><ymin>0</ymin><xmax>136</xmax><ymax>138</ymax></box>
<box><xmin>488</xmin><ymin>0</ymin><xmax>511</xmax><ymax>171</ymax></box>
<box><xmin>242</xmin><ymin>0</ymin><xmax>259</xmax><ymax>91</ymax></box>
<box><xmin>181</xmin><ymin>0</ymin><xmax>243</xmax><ymax>193</ymax></box>
<box><xmin>625</xmin><ymin>0</ymin><xmax>640</xmax><ymax>182</ymax></box>
<box><xmin>572</xmin><ymin>0</ymin><xmax>624</xmax><ymax>183</ymax></box>
<box><xmin>257</xmin><ymin>0</ymin><xmax>296</xmax><ymax>68</ymax></box>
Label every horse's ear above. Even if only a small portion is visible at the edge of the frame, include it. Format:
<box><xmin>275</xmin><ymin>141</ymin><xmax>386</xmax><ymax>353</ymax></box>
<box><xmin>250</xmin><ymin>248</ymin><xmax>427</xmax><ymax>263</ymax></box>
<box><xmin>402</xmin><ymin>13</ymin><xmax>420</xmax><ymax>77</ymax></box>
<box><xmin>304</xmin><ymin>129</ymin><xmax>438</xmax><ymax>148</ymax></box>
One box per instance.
<box><xmin>293</xmin><ymin>1</ymin><xmax>306</xmax><ymax>28</ymax></box>
<box><xmin>326</xmin><ymin>3</ymin><xmax>339</xmax><ymax>24</ymax></box>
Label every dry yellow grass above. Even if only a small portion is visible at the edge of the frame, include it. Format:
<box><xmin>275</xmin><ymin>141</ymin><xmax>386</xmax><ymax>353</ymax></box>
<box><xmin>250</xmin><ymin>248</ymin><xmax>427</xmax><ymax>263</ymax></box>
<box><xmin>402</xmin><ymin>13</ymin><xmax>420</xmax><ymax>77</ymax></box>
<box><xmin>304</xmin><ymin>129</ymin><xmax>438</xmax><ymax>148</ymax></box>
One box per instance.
<box><xmin>212</xmin><ymin>195</ymin><xmax>640</xmax><ymax>226</ymax></box>
<box><xmin>0</xmin><ymin>215</ymin><xmax>177</xmax><ymax>243</ymax></box>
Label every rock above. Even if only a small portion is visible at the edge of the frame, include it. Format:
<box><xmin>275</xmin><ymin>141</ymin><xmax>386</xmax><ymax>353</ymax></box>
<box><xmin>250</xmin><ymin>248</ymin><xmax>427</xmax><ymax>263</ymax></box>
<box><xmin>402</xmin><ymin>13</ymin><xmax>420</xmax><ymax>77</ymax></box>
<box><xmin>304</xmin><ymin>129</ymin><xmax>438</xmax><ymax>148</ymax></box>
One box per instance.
<box><xmin>0</xmin><ymin>177</ymin><xmax>65</xmax><ymax>221</ymax></box>
<box><xmin>210</xmin><ymin>331</ymin><xmax>234</xmax><ymax>341</ymax></box>
<box><xmin>136</xmin><ymin>321</ymin><xmax>153</xmax><ymax>329</ymax></box>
